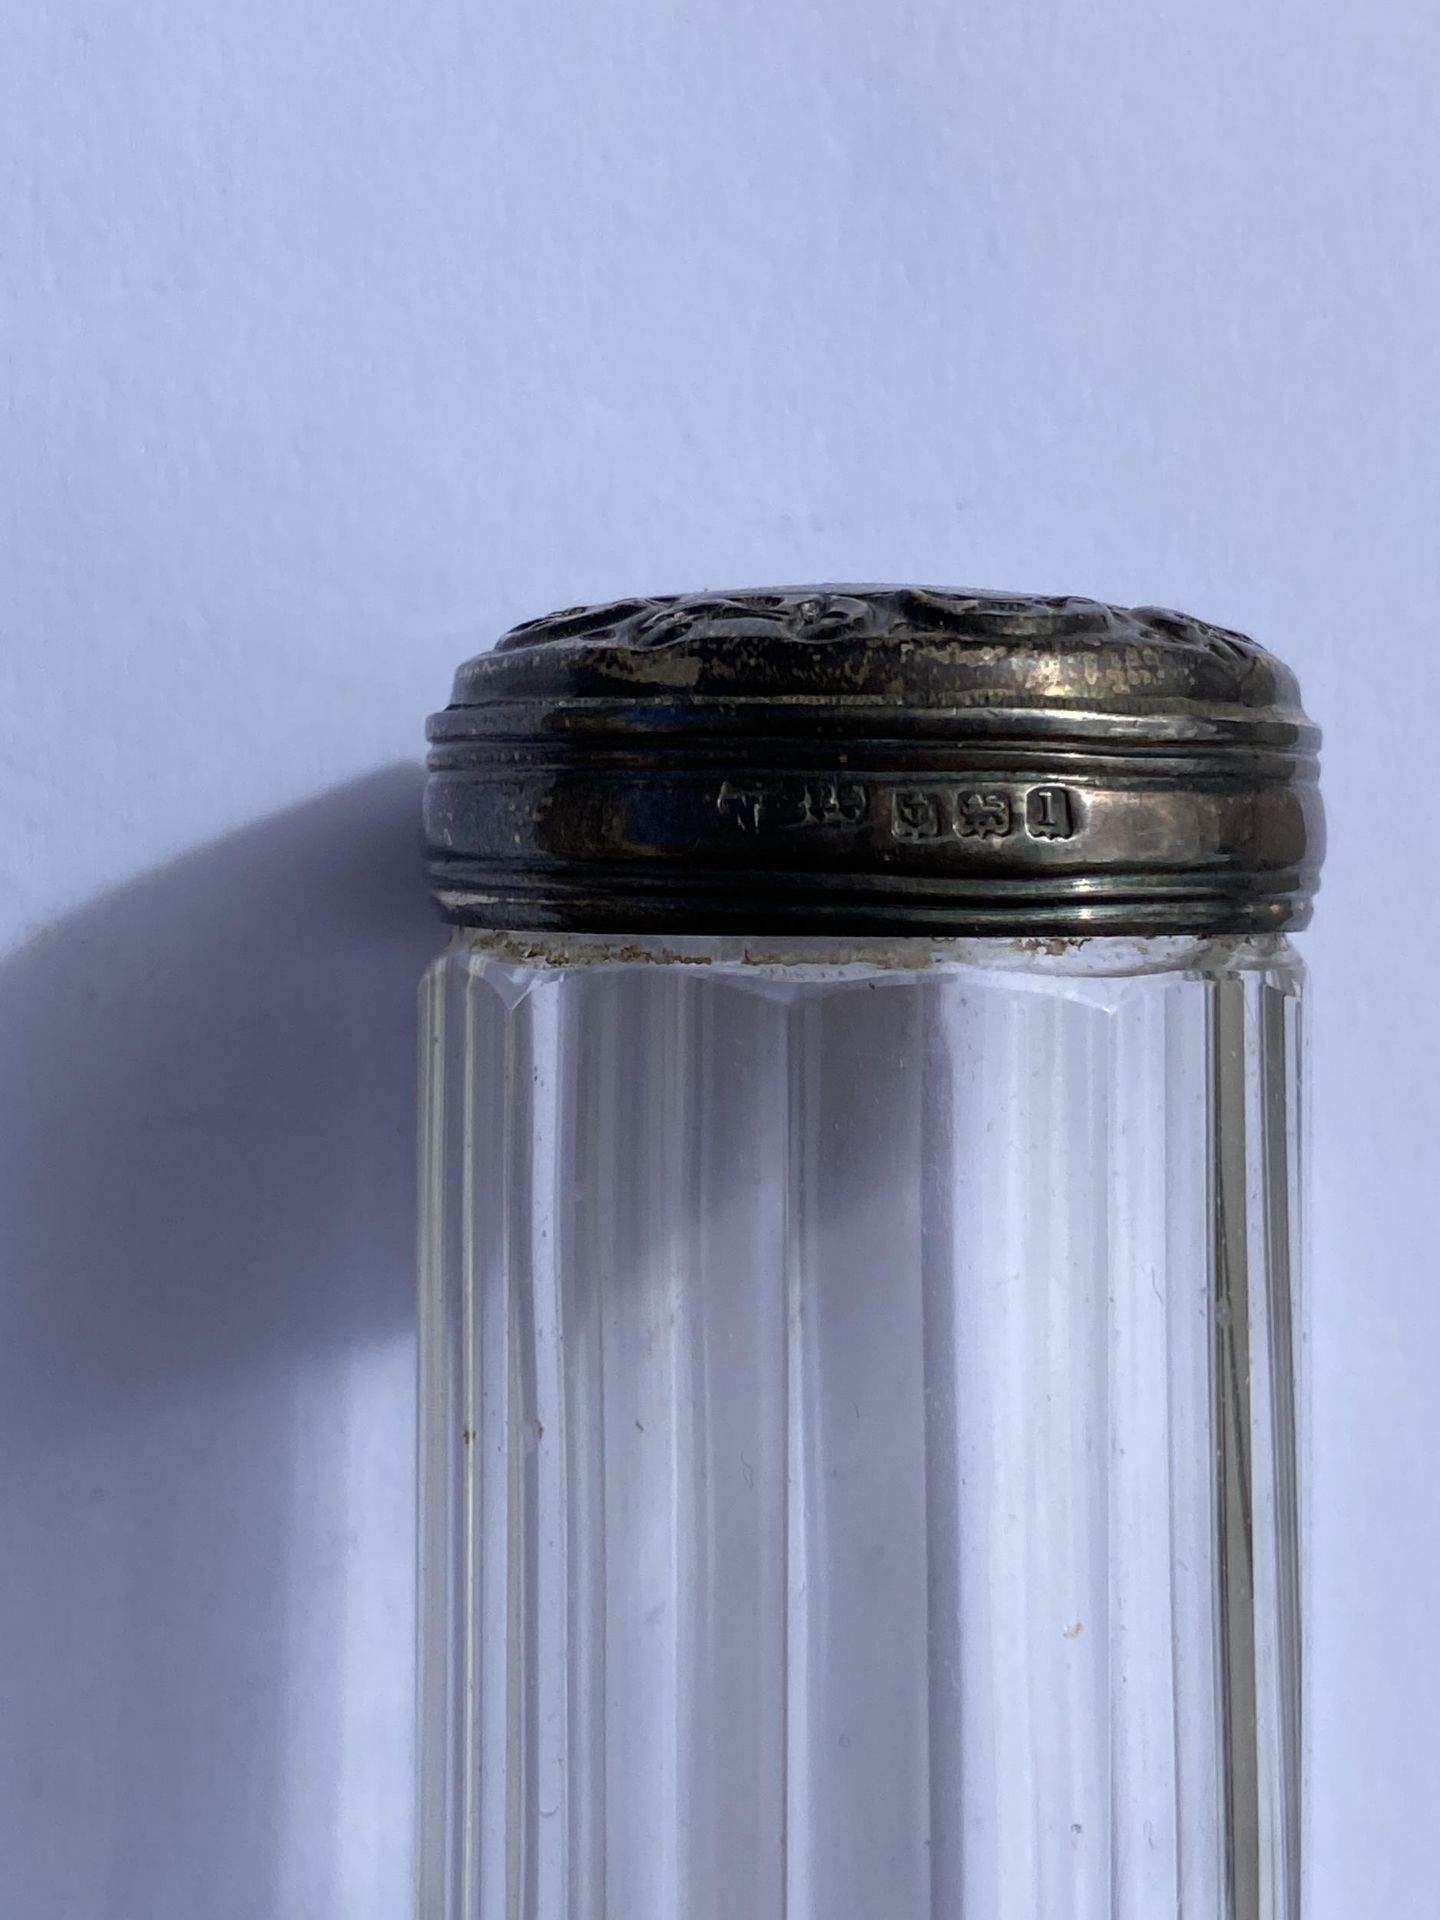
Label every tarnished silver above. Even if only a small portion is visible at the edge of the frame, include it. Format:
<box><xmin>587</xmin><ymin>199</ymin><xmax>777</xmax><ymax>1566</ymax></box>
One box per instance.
<box><xmin>424</xmin><ymin>586</ymin><xmax>1323</xmax><ymax>937</ymax></box>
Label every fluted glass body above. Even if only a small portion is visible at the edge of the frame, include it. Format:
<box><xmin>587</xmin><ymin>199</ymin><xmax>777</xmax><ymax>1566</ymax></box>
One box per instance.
<box><xmin>417</xmin><ymin>931</ymin><xmax>1304</xmax><ymax>1920</ymax></box>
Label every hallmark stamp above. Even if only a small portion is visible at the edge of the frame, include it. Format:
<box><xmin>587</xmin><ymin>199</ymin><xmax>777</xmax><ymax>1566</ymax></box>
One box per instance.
<box><xmin>717</xmin><ymin>779</ymin><xmax>868</xmax><ymax>834</ymax></box>
<box><xmin>1025</xmin><ymin>786</ymin><xmax>1075</xmax><ymax>840</ymax></box>
<box><xmin>724</xmin><ymin>778</ymin><xmax>1080</xmax><ymax>846</ymax></box>
<box><xmin>955</xmin><ymin>791</ymin><xmax>1013</xmax><ymax>838</ymax></box>
<box><xmin>891</xmin><ymin>788</ymin><xmax>944</xmax><ymax>841</ymax></box>
<box><xmin>790</xmin><ymin>781</ymin><xmax>868</xmax><ymax>829</ymax></box>
<box><xmin>716</xmin><ymin>780</ymin><xmax>768</xmax><ymax>834</ymax></box>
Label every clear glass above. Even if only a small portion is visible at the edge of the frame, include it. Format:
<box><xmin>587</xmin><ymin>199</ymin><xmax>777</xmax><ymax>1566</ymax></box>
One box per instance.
<box><xmin>417</xmin><ymin>930</ymin><xmax>1304</xmax><ymax>1920</ymax></box>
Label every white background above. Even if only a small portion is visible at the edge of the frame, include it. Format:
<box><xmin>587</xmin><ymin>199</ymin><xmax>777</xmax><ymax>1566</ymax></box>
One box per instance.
<box><xmin>1</xmin><ymin>2</ymin><xmax>1433</xmax><ymax>1916</ymax></box>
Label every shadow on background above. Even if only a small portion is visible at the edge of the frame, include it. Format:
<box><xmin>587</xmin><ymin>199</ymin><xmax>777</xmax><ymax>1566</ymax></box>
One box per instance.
<box><xmin>0</xmin><ymin>767</ymin><xmax>437</xmax><ymax>1920</ymax></box>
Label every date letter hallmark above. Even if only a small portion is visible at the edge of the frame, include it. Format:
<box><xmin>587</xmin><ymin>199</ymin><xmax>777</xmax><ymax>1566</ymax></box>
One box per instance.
<box><xmin>1025</xmin><ymin>785</ymin><xmax>1075</xmax><ymax>840</ymax></box>
<box><xmin>955</xmin><ymin>791</ymin><xmax>1013</xmax><ymax>838</ymax></box>
<box><xmin>717</xmin><ymin>779</ymin><xmax>868</xmax><ymax>835</ymax></box>
<box><xmin>891</xmin><ymin>789</ymin><xmax>944</xmax><ymax>841</ymax></box>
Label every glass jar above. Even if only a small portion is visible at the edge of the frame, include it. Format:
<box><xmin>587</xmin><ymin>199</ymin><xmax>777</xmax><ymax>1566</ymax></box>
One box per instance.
<box><xmin>417</xmin><ymin>588</ymin><xmax>1323</xmax><ymax>1920</ymax></box>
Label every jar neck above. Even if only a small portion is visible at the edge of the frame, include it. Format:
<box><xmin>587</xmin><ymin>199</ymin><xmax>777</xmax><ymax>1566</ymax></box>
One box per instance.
<box><xmin>445</xmin><ymin>925</ymin><xmax>1300</xmax><ymax>983</ymax></box>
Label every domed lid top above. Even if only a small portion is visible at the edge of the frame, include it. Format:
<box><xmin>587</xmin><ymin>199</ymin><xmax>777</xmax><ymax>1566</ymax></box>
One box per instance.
<box><xmin>444</xmin><ymin>585</ymin><xmax>1308</xmax><ymax>728</ymax></box>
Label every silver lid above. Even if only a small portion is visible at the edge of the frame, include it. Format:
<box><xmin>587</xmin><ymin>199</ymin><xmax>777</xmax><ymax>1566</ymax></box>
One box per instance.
<box><xmin>424</xmin><ymin>586</ymin><xmax>1323</xmax><ymax>937</ymax></box>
